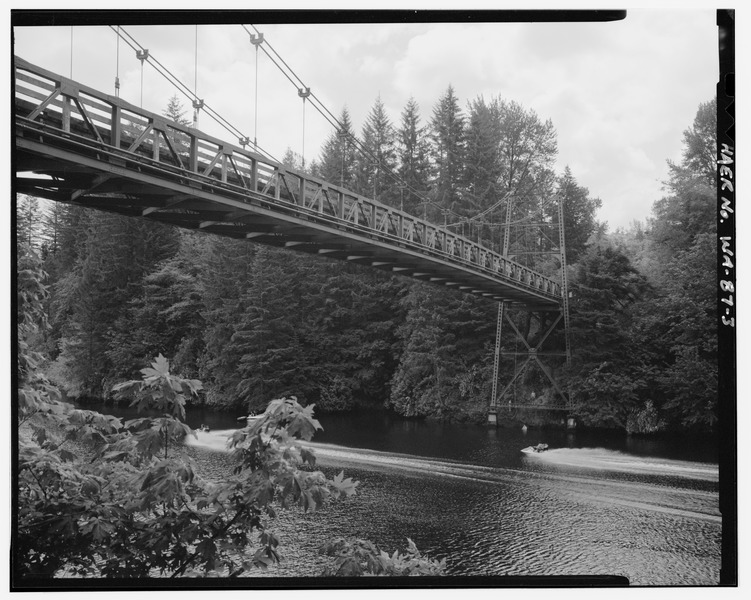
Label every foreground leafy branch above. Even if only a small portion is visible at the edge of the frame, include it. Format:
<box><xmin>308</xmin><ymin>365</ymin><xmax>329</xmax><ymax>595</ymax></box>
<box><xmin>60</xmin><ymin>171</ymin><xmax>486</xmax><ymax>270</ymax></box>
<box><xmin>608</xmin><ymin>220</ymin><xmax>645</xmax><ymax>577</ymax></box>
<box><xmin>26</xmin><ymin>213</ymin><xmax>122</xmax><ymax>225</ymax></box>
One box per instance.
<box><xmin>17</xmin><ymin>352</ymin><xmax>359</xmax><ymax>578</ymax></box>
<box><xmin>319</xmin><ymin>537</ymin><xmax>446</xmax><ymax>576</ymax></box>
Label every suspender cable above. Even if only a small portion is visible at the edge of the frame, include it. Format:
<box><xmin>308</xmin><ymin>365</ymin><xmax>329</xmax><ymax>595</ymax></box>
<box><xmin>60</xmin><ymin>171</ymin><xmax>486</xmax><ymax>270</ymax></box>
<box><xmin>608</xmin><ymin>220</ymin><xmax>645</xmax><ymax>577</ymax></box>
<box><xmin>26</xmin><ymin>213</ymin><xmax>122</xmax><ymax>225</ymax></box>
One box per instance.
<box><xmin>115</xmin><ymin>26</ymin><xmax>121</xmax><ymax>97</ymax></box>
<box><xmin>136</xmin><ymin>48</ymin><xmax>149</xmax><ymax>108</ymax></box>
<box><xmin>298</xmin><ymin>87</ymin><xmax>310</xmax><ymax>169</ymax></box>
<box><xmin>250</xmin><ymin>33</ymin><xmax>263</xmax><ymax>152</ymax></box>
<box><xmin>194</xmin><ymin>25</ymin><xmax>198</xmax><ymax>96</ymax></box>
<box><xmin>339</xmin><ymin>130</ymin><xmax>346</xmax><ymax>187</ymax></box>
<box><xmin>192</xmin><ymin>25</ymin><xmax>204</xmax><ymax>127</ymax></box>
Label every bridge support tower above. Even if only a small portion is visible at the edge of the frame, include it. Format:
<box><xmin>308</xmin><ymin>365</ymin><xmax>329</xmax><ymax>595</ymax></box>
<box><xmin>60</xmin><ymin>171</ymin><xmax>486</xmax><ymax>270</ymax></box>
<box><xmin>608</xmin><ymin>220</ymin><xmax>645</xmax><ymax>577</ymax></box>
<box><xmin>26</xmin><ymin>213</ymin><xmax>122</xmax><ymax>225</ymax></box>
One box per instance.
<box><xmin>488</xmin><ymin>194</ymin><xmax>572</xmax><ymax>425</ymax></box>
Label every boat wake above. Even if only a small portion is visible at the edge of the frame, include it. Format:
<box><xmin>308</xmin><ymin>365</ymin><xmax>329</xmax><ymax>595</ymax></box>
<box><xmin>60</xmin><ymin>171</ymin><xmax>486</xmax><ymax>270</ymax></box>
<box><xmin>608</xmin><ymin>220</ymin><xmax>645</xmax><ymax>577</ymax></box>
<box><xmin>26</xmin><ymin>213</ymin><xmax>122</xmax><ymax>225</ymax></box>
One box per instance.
<box><xmin>184</xmin><ymin>430</ymin><xmax>720</xmax><ymax>522</ymax></box>
<box><xmin>185</xmin><ymin>428</ymin><xmax>236</xmax><ymax>452</ymax></box>
<box><xmin>522</xmin><ymin>447</ymin><xmax>718</xmax><ymax>482</ymax></box>
<box><xmin>185</xmin><ymin>430</ymin><xmax>717</xmax><ymax>484</ymax></box>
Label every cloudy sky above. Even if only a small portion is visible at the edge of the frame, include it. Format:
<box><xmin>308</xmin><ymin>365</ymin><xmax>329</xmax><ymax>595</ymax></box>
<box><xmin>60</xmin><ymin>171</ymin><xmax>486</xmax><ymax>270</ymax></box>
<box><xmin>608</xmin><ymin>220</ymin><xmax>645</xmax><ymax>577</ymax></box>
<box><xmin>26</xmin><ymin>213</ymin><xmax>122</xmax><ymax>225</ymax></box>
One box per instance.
<box><xmin>12</xmin><ymin>9</ymin><xmax>719</xmax><ymax>230</ymax></box>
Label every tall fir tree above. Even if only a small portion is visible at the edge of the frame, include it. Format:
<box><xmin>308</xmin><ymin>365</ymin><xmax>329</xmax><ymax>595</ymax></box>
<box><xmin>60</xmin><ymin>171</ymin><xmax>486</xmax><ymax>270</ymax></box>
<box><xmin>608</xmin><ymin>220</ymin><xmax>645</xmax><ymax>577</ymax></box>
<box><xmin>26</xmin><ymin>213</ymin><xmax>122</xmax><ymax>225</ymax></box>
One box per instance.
<box><xmin>429</xmin><ymin>86</ymin><xmax>465</xmax><ymax>218</ymax></box>
<box><xmin>495</xmin><ymin>99</ymin><xmax>558</xmax><ymax>269</ymax></box>
<box><xmin>16</xmin><ymin>195</ymin><xmax>42</xmax><ymax>249</ymax></box>
<box><xmin>462</xmin><ymin>97</ymin><xmax>502</xmax><ymax>216</ymax></box>
<box><xmin>396</xmin><ymin>97</ymin><xmax>432</xmax><ymax>215</ymax></box>
<box><xmin>554</xmin><ymin>166</ymin><xmax>602</xmax><ymax>263</ymax></box>
<box><xmin>315</xmin><ymin>107</ymin><xmax>358</xmax><ymax>189</ymax></box>
<box><xmin>353</xmin><ymin>96</ymin><xmax>398</xmax><ymax>206</ymax></box>
<box><xmin>163</xmin><ymin>94</ymin><xmax>192</xmax><ymax>126</ymax></box>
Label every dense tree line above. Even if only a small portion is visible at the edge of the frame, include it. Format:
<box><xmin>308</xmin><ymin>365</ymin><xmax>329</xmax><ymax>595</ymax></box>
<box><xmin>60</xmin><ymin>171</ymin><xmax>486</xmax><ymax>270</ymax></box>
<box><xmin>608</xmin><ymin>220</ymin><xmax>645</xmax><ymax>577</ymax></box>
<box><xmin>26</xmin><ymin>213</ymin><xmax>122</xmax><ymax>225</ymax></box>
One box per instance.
<box><xmin>18</xmin><ymin>91</ymin><xmax>718</xmax><ymax>433</ymax></box>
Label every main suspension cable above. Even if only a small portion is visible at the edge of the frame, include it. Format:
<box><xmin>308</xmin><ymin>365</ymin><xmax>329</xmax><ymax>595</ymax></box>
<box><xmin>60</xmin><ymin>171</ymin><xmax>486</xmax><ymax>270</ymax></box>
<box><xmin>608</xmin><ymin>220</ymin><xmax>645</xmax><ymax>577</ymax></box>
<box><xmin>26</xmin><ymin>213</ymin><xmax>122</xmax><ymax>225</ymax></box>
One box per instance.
<box><xmin>109</xmin><ymin>25</ymin><xmax>279</xmax><ymax>163</ymax></box>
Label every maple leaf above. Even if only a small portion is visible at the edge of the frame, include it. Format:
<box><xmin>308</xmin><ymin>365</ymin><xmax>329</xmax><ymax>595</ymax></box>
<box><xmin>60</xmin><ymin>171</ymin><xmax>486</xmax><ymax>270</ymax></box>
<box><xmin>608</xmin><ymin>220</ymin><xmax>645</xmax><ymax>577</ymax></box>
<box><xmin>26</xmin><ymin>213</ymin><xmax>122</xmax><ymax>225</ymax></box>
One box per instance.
<box><xmin>331</xmin><ymin>471</ymin><xmax>358</xmax><ymax>498</ymax></box>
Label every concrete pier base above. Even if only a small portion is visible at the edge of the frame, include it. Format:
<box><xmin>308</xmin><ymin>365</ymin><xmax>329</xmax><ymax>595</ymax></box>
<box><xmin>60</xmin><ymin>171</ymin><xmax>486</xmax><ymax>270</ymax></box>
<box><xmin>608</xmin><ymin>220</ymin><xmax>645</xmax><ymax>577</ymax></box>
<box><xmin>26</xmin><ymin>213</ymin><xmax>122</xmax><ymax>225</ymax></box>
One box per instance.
<box><xmin>566</xmin><ymin>416</ymin><xmax>577</xmax><ymax>430</ymax></box>
<box><xmin>487</xmin><ymin>409</ymin><xmax>498</xmax><ymax>426</ymax></box>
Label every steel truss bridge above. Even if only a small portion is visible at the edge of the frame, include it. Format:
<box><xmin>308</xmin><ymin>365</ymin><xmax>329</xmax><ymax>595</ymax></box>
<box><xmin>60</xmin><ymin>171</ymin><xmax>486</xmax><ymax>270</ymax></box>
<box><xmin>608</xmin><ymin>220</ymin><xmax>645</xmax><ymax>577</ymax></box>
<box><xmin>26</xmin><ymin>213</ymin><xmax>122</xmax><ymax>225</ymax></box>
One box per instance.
<box><xmin>13</xmin><ymin>55</ymin><xmax>572</xmax><ymax>416</ymax></box>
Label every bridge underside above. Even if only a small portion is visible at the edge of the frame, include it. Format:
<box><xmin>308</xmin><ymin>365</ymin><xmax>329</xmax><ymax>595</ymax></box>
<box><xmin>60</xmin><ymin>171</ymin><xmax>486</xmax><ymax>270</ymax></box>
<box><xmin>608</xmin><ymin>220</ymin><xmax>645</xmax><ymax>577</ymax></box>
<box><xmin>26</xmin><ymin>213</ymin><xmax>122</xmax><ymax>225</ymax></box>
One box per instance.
<box><xmin>15</xmin><ymin>137</ymin><xmax>559</xmax><ymax>311</ymax></box>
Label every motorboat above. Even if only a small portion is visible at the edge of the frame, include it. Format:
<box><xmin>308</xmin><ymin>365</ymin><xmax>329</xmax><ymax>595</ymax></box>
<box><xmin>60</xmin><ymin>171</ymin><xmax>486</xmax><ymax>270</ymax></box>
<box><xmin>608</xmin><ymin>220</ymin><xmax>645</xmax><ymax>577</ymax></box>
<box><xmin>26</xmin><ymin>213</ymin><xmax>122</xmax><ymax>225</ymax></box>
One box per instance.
<box><xmin>237</xmin><ymin>414</ymin><xmax>263</xmax><ymax>425</ymax></box>
<box><xmin>521</xmin><ymin>443</ymin><xmax>549</xmax><ymax>454</ymax></box>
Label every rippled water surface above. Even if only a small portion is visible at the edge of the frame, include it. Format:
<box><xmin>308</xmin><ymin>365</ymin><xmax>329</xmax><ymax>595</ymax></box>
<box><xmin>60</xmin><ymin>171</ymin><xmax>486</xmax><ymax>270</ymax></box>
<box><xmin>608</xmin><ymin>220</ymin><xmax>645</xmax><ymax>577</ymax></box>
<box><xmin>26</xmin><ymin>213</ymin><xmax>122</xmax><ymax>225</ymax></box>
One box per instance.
<box><xmin>83</xmin><ymin>403</ymin><xmax>722</xmax><ymax>585</ymax></box>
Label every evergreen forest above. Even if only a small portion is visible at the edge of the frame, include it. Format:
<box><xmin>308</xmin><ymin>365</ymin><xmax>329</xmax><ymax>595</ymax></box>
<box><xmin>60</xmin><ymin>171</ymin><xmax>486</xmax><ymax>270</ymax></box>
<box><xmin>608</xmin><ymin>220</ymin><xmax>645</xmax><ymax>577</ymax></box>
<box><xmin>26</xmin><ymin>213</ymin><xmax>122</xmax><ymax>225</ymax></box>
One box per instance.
<box><xmin>17</xmin><ymin>90</ymin><xmax>719</xmax><ymax>435</ymax></box>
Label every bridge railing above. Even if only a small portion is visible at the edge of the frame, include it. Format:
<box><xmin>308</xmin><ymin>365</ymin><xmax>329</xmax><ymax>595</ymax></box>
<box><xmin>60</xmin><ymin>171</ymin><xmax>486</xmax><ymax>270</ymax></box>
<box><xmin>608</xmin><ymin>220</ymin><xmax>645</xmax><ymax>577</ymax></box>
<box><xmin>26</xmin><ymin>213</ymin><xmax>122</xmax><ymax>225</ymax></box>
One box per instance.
<box><xmin>14</xmin><ymin>55</ymin><xmax>562</xmax><ymax>301</ymax></box>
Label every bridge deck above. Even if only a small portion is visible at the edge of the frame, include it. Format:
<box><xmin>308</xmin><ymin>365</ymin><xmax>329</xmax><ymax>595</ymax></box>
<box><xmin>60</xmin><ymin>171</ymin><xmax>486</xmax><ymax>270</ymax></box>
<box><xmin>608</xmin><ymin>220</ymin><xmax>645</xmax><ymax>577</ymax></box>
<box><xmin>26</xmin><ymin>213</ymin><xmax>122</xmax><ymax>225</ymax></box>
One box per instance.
<box><xmin>14</xmin><ymin>56</ymin><xmax>562</xmax><ymax>310</ymax></box>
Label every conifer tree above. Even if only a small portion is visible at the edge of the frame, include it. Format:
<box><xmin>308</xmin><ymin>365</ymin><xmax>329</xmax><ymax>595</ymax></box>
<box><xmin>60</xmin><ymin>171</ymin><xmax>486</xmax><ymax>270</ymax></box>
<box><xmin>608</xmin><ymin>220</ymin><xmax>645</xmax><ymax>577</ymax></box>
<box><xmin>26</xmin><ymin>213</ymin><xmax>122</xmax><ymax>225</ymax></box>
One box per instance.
<box><xmin>163</xmin><ymin>94</ymin><xmax>191</xmax><ymax>126</ymax></box>
<box><xmin>429</xmin><ymin>86</ymin><xmax>465</xmax><ymax>217</ymax></box>
<box><xmin>16</xmin><ymin>195</ymin><xmax>41</xmax><ymax>249</ymax></box>
<box><xmin>315</xmin><ymin>107</ymin><xmax>357</xmax><ymax>189</ymax></box>
<box><xmin>354</xmin><ymin>96</ymin><xmax>398</xmax><ymax>206</ymax></box>
<box><xmin>463</xmin><ymin>96</ymin><xmax>502</xmax><ymax>216</ymax></box>
<box><xmin>554</xmin><ymin>166</ymin><xmax>602</xmax><ymax>263</ymax></box>
<box><xmin>396</xmin><ymin>97</ymin><xmax>431</xmax><ymax>215</ymax></box>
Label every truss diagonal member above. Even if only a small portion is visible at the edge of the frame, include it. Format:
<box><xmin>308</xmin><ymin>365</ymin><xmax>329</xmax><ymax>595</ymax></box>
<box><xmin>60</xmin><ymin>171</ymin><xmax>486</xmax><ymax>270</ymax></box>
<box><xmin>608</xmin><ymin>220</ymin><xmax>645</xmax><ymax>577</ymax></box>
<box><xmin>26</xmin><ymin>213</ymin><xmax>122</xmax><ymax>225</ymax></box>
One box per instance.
<box><xmin>227</xmin><ymin>155</ymin><xmax>248</xmax><ymax>189</ymax></box>
<box><xmin>70</xmin><ymin>98</ymin><xmax>105</xmax><ymax>144</ymax></box>
<box><xmin>279</xmin><ymin>171</ymin><xmax>297</xmax><ymax>204</ymax></box>
<box><xmin>496</xmin><ymin>356</ymin><xmax>533</xmax><ymax>405</ymax></box>
<box><xmin>306</xmin><ymin>186</ymin><xmax>322</xmax><ymax>211</ymax></box>
<box><xmin>534</xmin><ymin>312</ymin><xmax>563</xmax><ymax>351</ymax></box>
<box><xmin>503</xmin><ymin>311</ymin><xmax>533</xmax><ymax>352</ymax></box>
<box><xmin>260</xmin><ymin>171</ymin><xmax>277</xmax><ymax>197</ymax></box>
<box><xmin>126</xmin><ymin>123</ymin><xmax>154</xmax><ymax>153</ymax></box>
<box><xmin>358</xmin><ymin>201</ymin><xmax>374</xmax><ymax>228</ymax></box>
<box><xmin>322</xmin><ymin>188</ymin><xmax>339</xmax><ymax>217</ymax></box>
<box><xmin>201</xmin><ymin>150</ymin><xmax>222</xmax><ymax>177</ymax></box>
<box><xmin>26</xmin><ymin>87</ymin><xmax>62</xmax><ymax>121</ymax></box>
<box><xmin>158</xmin><ymin>130</ymin><xmax>186</xmax><ymax>170</ymax></box>
<box><xmin>531</xmin><ymin>354</ymin><xmax>567</xmax><ymax>404</ymax></box>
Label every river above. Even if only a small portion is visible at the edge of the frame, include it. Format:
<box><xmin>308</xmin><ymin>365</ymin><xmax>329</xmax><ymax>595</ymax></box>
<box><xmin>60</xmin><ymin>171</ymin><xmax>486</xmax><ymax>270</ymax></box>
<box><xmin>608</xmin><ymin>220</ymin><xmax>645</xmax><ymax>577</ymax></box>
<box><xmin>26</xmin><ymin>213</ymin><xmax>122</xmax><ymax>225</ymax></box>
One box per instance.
<box><xmin>78</xmin><ymin>403</ymin><xmax>721</xmax><ymax>585</ymax></box>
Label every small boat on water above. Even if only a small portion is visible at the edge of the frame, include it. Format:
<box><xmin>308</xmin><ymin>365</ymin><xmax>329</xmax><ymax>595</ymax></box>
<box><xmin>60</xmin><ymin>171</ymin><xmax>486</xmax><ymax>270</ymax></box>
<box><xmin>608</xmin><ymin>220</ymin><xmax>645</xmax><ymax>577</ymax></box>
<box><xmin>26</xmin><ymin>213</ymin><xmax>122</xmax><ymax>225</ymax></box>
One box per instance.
<box><xmin>521</xmin><ymin>443</ymin><xmax>549</xmax><ymax>455</ymax></box>
<box><xmin>237</xmin><ymin>414</ymin><xmax>263</xmax><ymax>425</ymax></box>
